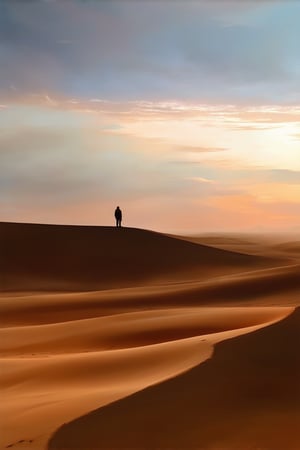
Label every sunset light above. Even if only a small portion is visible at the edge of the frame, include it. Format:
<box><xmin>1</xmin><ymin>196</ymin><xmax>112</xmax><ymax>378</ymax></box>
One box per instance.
<box><xmin>1</xmin><ymin>0</ymin><xmax>299</xmax><ymax>232</ymax></box>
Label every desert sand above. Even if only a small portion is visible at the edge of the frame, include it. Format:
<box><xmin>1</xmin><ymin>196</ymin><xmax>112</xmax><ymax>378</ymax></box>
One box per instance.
<box><xmin>1</xmin><ymin>222</ymin><xmax>300</xmax><ymax>450</ymax></box>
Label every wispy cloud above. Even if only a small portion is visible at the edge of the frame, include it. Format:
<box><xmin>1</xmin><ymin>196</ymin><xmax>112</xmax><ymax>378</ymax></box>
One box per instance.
<box><xmin>187</xmin><ymin>177</ymin><xmax>215</xmax><ymax>184</ymax></box>
<box><xmin>229</xmin><ymin>124</ymin><xmax>280</xmax><ymax>131</ymax></box>
<box><xmin>259</xmin><ymin>169</ymin><xmax>300</xmax><ymax>185</ymax></box>
<box><xmin>2</xmin><ymin>94</ymin><xmax>300</xmax><ymax>125</ymax></box>
<box><xmin>175</xmin><ymin>145</ymin><xmax>229</xmax><ymax>153</ymax></box>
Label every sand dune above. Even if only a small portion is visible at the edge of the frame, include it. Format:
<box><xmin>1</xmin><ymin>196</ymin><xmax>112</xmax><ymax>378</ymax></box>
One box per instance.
<box><xmin>174</xmin><ymin>233</ymin><xmax>300</xmax><ymax>262</ymax></box>
<box><xmin>1</xmin><ymin>222</ymin><xmax>281</xmax><ymax>292</ymax></box>
<box><xmin>49</xmin><ymin>307</ymin><xmax>300</xmax><ymax>450</ymax></box>
<box><xmin>1</xmin><ymin>264</ymin><xmax>299</xmax><ymax>328</ymax></box>
<box><xmin>1</xmin><ymin>222</ymin><xmax>299</xmax><ymax>450</ymax></box>
<box><xmin>1</xmin><ymin>307</ymin><xmax>292</xmax><ymax>357</ymax></box>
<box><xmin>272</xmin><ymin>241</ymin><xmax>300</xmax><ymax>254</ymax></box>
<box><xmin>1</xmin><ymin>304</ymin><xmax>293</xmax><ymax>450</ymax></box>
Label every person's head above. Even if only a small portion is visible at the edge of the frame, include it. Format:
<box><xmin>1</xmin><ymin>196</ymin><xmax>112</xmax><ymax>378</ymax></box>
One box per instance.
<box><xmin>117</xmin><ymin>206</ymin><xmax>120</xmax><ymax>209</ymax></box>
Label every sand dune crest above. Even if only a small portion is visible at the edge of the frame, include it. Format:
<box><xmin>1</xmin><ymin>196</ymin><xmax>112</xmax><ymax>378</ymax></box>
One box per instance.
<box><xmin>1</xmin><ymin>222</ymin><xmax>281</xmax><ymax>292</ymax></box>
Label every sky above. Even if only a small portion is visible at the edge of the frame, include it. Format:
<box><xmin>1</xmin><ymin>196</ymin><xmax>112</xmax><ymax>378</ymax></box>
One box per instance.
<box><xmin>0</xmin><ymin>0</ymin><xmax>300</xmax><ymax>233</ymax></box>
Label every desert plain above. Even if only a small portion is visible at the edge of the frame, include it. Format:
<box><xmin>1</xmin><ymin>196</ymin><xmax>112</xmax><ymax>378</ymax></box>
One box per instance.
<box><xmin>1</xmin><ymin>221</ymin><xmax>300</xmax><ymax>449</ymax></box>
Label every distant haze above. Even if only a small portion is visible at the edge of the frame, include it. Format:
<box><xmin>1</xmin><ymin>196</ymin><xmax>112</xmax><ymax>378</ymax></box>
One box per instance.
<box><xmin>1</xmin><ymin>0</ymin><xmax>300</xmax><ymax>233</ymax></box>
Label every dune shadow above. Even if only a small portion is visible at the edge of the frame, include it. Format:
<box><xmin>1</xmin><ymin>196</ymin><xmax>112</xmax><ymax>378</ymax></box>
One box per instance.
<box><xmin>1</xmin><ymin>222</ymin><xmax>281</xmax><ymax>292</ymax></box>
<box><xmin>48</xmin><ymin>308</ymin><xmax>300</xmax><ymax>450</ymax></box>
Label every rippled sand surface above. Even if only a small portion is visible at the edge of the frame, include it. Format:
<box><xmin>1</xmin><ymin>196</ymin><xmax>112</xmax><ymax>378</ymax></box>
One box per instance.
<box><xmin>1</xmin><ymin>222</ymin><xmax>299</xmax><ymax>449</ymax></box>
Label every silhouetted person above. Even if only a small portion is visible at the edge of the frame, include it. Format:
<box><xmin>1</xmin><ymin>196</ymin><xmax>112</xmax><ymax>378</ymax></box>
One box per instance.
<box><xmin>115</xmin><ymin>206</ymin><xmax>122</xmax><ymax>227</ymax></box>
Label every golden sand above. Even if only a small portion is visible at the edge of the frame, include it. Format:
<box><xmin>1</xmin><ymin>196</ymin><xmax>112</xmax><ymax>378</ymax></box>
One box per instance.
<box><xmin>1</xmin><ymin>222</ymin><xmax>299</xmax><ymax>449</ymax></box>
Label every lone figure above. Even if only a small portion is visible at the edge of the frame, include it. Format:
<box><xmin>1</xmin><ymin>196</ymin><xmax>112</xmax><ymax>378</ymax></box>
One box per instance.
<box><xmin>114</xmin><ymin>206</ymin><xmax>122</xmax><ymax>227</ymax></box>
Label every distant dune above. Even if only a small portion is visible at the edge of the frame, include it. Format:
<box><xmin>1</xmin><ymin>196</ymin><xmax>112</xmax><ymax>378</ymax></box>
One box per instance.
<box><xmin>1</xmin><ymin>222</ymin><xmax>299</xmax><ymax>450</ymax></box>
<box><xmin>272</xmin><ymin>241</ymin><xmax>300</xmax><ymax>253</ymax></box>
<box><xmin>171</xmin><ymin>233</ymin><xmax>256</xmax><ymax>246</ymax></box>
<box><xmin>0</xmin><ymin>222</ymin><xmax>278</xmax><ymax>292</ymax></box>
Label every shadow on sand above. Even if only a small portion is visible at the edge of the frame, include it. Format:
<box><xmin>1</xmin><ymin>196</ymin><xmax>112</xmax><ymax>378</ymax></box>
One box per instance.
<box><xmin>49</xmin><ymin>308</ymin><xmax>300</xmax><ymax>449</ymax></box>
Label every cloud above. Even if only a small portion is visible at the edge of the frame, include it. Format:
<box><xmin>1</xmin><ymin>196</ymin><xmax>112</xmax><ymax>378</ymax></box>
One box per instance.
<box><xmin>0</xmin><ymin>124</ymin><xmax>202</xmax><ymax>209</ymax></box>
<box><xmin>2</xmin><ymin>93</ymin><xmax>300</xmax><ymax>129</ymax></box>
<box><xmin>1</xmin><ymin>1</ymin><xmax>300</xmax><ymax>103</ymax></box>
<box><xmin>1</xmin><ymin>121</ymin><xmax>299</xmax><ymax>232</ymax></box>
<box><xmin>226</xmin><ymin>169</ymin><xmax>300</xmax><ymax>186</ymax></box>
<box><xmin>175</xmin><ymin>145</ymin><xmax>229</xmax><ymax>153</ymax></box>
<box><xmin>262</xmin><ymin>169</ymin><xmax>300</xmax><ymax>184</ymax></box>
<box><xmin>187</xmin><ymin>177</ymin><xmax>215</xmax><ymax>184</ymax></box>
<box><xmin>229</xmin><ymin>124</ymin><xmax>280</xmax><ymax>131</ymax></box>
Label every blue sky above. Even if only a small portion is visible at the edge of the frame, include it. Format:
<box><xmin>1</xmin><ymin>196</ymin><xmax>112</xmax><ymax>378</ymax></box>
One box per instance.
<box><xmin>0</xmin><ymin>0</ymin><xmax>300</xmax><ymax>232</ymax></box>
